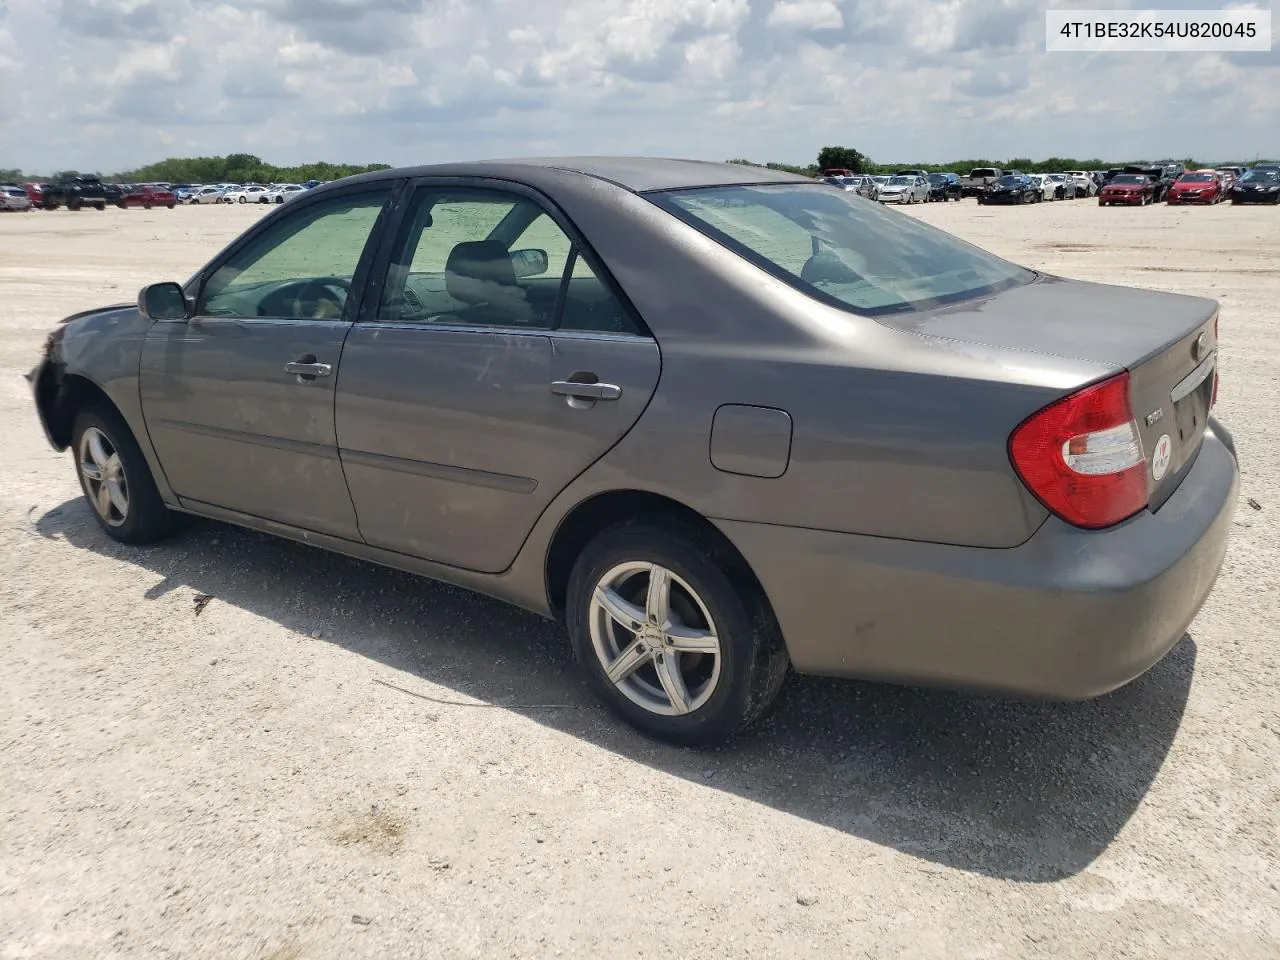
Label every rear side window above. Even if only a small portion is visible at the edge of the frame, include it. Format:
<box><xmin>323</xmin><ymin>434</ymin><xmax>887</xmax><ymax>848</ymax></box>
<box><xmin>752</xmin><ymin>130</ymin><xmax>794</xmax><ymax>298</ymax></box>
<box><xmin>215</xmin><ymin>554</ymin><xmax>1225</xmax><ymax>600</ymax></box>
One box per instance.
<box><xmin>650</xmin><ymin>184</ymin><xmax>1032</xmax><ymax>316</ymax></box>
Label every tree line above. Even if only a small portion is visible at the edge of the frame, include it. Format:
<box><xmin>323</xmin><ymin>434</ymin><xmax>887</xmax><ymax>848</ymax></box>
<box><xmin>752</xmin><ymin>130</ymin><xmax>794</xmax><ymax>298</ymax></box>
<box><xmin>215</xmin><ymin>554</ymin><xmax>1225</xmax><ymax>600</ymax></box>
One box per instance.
<box><xmin>1</xmin><ymin>154</ymin><xmax>392</xmax><ymax>185</ymax></box>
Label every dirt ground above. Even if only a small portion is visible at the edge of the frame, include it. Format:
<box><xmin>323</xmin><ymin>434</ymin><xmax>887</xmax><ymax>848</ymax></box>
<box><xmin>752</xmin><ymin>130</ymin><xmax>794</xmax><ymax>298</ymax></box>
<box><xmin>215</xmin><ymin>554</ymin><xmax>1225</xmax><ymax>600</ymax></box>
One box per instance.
<box><xmin>1</xmin><ymin>198</ymin><xmax>1278</xmax><ymax>960</ymax></box>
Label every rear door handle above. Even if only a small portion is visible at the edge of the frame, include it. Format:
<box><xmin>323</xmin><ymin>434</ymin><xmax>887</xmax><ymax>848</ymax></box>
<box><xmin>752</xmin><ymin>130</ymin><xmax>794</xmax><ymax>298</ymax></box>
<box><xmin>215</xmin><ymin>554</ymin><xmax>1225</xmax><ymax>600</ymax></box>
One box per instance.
<box><xmin>550</xmin><ymin>380</ymin><xmax>622</xmax><ymax>401</ymax></box>
<box><xmin>285</xmin><ymin>360</ymin><xmax>332</xmax><ymax>379</ymax></box>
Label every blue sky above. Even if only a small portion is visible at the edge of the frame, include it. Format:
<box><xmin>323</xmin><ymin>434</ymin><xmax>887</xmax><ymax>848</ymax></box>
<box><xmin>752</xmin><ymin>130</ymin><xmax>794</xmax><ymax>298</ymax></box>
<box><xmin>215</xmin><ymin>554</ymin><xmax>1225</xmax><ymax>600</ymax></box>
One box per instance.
<box><xmin>1</xmin><ymin>0</ymin><xmax>1276</xmax><ymax>172</ymax></box>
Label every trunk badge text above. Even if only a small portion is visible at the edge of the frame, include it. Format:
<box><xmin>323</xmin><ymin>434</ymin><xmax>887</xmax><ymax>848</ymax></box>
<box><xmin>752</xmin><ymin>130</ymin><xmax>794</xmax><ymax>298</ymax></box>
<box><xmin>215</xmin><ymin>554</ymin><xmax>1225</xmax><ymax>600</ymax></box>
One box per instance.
<box><xmin>1145</xmin><ymin>408</ymin><xmax>1165</xmax><ymax>427</ymax></box>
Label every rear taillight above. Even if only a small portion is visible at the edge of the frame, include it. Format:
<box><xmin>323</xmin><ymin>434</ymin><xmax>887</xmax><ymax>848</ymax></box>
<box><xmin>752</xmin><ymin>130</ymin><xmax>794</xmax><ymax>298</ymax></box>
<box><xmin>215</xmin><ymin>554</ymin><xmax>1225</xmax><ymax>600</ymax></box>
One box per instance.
<box><xmin>1009</xmin><ymin>372</ymin><xmax>1148</xmax><ymax>529</ymax></box>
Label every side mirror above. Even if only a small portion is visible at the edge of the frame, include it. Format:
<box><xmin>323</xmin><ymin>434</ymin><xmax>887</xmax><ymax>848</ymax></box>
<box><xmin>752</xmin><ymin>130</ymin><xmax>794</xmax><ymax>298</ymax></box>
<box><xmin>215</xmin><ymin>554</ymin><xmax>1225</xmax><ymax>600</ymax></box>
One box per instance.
<box><xmin>138</xmin><ymin>281</ymin><xmax>191</xmax><ymax>321</ymax></box>
<box><xmin>509</xmin><ymin>248</ymin><xmax>549</xmax><ymax>278</ymax></box>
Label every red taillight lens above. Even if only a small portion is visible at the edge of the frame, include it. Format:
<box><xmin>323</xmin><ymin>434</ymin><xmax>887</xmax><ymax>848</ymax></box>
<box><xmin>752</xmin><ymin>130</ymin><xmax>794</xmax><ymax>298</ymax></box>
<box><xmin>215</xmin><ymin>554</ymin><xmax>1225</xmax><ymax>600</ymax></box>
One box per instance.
<box><xmin>1009</xmin><ymin>372</ymin><xmax>1148</xmax><ymax>529</ymax></box>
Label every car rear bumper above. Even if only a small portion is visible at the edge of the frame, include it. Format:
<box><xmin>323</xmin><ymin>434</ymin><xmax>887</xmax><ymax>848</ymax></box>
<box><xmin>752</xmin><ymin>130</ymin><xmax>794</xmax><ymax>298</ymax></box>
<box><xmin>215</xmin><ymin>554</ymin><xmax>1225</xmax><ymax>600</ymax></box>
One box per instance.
<box><xmin>714</xmin><ymin>419</ymin><xmax>1238</xmax><ymax>700</ymax></box>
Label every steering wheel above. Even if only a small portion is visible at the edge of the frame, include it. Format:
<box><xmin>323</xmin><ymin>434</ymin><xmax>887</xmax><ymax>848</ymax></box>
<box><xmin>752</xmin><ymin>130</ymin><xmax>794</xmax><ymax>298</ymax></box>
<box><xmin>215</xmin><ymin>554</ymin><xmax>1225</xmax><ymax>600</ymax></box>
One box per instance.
<box><xmin>282</xmin><ymin>278</ymin><xmax>351</xmax><ymax>320</ymax></box>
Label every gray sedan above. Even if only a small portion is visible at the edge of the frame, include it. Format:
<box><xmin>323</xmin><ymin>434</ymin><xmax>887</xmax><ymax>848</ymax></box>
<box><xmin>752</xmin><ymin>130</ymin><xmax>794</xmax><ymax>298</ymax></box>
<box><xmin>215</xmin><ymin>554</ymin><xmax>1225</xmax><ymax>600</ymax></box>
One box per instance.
<box><xmin>29</xmin><ymin>158</ymin><xmax>1238</xmax><ymax>746</ymax></box>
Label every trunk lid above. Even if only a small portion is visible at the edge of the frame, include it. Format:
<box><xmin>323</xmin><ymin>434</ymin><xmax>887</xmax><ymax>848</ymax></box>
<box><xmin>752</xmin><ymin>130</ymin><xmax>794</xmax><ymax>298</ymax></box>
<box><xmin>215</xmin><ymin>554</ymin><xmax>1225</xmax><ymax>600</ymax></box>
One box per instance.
<box><xmin>883</xmin><ymin>274</ymin><xmax>1219</xmax><ymax>509</ymax></box>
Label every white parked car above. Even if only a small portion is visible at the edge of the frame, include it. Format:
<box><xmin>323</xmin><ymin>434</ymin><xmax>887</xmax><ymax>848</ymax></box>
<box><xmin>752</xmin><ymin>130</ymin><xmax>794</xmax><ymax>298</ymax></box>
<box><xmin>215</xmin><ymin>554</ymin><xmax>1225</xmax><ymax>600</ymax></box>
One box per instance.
<box><xmin>1045</xmin><ymin>173</ymin><xmax>1078</xmax><ymax>199</ymax></box>
<box><xmin>188</xmin><ymin>186</ymin><xmax>224</xmax><ymax>205</ymax></box>
<box><xmin>262</xmin><ymin>184</ymin><xmax>306</xmax><ymax>204</ymax></box>
<box><xmin>1027</xmin><ymin>174</ymin><xmax>1057</xmax><ymax>201</ymax></box>
<box><xmin>876</xmin><ymin>175</ymin><xmax>930</xmax><ymax>204</ymax></box>
<box><xmin>222</xmin><ymin>185</ymin><xmax>269</xmax><ymax>204</ymax></box>
<box><xmin>0</xmin><ymin>185</ymin><xmax>33</xmax><ymax>211</ymax></box>
<box><xmin>1064</xmin><ymin>171</ymin><xmax>1097</xmax><ymax>197</ymax></box>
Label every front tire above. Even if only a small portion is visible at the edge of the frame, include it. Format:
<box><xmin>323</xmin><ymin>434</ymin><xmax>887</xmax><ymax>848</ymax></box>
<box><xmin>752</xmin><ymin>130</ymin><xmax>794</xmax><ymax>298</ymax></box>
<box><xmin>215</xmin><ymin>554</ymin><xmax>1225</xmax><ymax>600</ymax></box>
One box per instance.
<box><xmin>566</xmin><ymin>521</ymin><xmax>788</xmax><ymax>747</ymax></box>
<box><xmin>72</xmin><ymin>406</ymin><xmax>177</xmax><ymax>545</ymax></box>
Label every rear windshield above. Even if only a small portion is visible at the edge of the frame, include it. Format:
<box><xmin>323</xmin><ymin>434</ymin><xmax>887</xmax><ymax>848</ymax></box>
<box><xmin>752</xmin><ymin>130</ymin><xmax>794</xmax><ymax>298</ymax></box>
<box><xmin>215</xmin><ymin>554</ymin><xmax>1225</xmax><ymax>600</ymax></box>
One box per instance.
<box><xmin>649</xmin><ymin>184</ymin><xmax>1033</xmax><ymax>317</ymax></box>
<box><xmin>970</xmin><ymin>168</ymin><xmax>998</xmax><ymax>178</ymax></box>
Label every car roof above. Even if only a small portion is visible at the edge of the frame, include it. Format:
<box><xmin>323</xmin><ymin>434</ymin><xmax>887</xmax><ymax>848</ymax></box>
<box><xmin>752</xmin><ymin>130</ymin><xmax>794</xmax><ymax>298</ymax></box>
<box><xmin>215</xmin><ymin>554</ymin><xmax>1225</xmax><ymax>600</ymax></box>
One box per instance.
<box><xmin>335</xmin><ymin>156</ymin><xmax>815</xmax><ymax>194</ymax></box>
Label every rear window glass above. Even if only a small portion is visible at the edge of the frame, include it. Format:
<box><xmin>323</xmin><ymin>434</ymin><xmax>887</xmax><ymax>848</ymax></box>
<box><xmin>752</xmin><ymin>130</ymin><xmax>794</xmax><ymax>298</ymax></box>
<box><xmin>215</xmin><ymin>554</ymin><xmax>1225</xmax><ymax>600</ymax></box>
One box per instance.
<box><xmin>649</xmin><ymin>184</ymin><xmax>1033</xmax><ymax>317</ymax></box>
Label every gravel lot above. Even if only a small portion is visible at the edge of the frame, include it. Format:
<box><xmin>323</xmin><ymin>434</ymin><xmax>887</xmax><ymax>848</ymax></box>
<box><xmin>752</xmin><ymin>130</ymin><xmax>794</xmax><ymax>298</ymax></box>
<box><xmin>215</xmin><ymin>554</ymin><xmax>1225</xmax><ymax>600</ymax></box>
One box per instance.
<box><xmin>2</xmin><ymin>199</ymin><xmax>1278</xmax><ymax>959</ymax></box>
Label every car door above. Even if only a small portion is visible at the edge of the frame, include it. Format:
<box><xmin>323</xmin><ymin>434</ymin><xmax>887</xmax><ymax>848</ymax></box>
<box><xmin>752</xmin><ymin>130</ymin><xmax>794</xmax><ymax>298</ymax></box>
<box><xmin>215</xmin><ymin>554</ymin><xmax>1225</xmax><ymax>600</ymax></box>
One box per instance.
<box><xmin>335</xmin><ymin>180</ymin><xmax>660</xmax><ymax>573</ymax></box>
<box><xmin>139</xmin><ymin>183</ymin><xmax>397</xmax><ymax>539</ymax></box>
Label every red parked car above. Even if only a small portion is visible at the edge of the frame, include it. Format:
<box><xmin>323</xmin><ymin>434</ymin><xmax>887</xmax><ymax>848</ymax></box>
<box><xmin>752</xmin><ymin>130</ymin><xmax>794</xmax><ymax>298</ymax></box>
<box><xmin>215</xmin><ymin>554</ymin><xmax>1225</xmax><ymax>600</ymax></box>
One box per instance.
<box><xmin>118</xmin><ymin>184</ymin><xmax>177</xmax><ymax>209</ymax></box>
<box><xmin>1098</xmin><ymin>174</ymin><xmax>1155</xmax><ymax>206</ymax></box>
<box><xmin>1166</xmin><ymin>170</ymin><xmax>1225</xmax><ymax>205</ymax></box>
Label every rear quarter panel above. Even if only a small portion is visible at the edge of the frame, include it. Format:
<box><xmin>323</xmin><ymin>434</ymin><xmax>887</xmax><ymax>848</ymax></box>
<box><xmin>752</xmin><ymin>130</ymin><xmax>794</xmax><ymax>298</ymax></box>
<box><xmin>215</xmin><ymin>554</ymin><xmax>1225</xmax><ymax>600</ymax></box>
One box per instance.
<box><xmin>514</xmin><ymin>175</ymin><xmax>1117</xmax><ymax>549</ymax></box>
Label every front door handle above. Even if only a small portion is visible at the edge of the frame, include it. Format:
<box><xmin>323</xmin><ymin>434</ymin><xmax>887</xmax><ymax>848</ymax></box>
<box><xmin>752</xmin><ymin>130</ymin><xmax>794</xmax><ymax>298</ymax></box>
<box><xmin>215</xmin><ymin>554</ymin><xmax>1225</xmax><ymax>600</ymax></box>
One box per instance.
<box><xmin>285</xmin><ymin>359</ymin><xmax>332</xmax><ymax>380</ymax></box>
<box><xmin>550</xmin><ymin>380</ymin><xmax>622</xmax><ymax>401</ymax></box>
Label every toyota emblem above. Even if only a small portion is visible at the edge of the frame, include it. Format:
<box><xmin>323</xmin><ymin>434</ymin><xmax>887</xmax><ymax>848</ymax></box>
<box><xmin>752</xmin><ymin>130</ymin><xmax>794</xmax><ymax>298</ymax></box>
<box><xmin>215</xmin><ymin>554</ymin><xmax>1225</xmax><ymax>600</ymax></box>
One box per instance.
<box><xmin>1192</xmin><ymin>332</ymin><xmax>1208</xmax><ymax>362</ymax></box>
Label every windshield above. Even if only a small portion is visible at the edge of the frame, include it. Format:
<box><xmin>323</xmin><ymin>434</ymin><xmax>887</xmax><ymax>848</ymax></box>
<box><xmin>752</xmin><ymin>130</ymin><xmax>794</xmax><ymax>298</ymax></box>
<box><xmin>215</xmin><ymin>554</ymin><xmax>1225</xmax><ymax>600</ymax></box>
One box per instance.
<box><xmin>650</xmin><ymin>184</ymin><xmax>1033</xmax><ymax>317</ymax></box>
<box><xmin>1179</xmin><ymin>173</ymin><xmax>1214</xmax><ymax>183</ymax></box>
<box><xmin>1111</xmin><ymin>175</ymin><xmax>1146</xmax><ymax>185</ymax></box>
<box><xmin>1242</xmin><ymin>169</ymin><xmax>1280</xmax><ymax>183</ymax></box>
<box><xmin>996</xmin><ymin>175</ymin><xmax>1021</xmax><ymax>186</ymax></box>
<box><xmin>887</xmin><ymin>176</ymin><xmax>912</xmax><ymax>185</ymax></box>
<box><xmin>928</xmin><ymin>174</ymin><xmax>948</xmax><ymax>183</ymax></box>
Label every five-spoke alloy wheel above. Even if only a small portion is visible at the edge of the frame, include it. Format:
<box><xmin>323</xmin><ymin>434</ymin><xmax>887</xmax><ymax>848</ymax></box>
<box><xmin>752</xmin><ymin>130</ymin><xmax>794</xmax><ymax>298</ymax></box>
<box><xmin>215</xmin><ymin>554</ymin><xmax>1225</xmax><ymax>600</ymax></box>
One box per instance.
<box><xmin>567</xmin><ymin>521</ymin><xmax>789</xmax><ymax>746</ymax></box>
<box><xmin>71</xmin><ymin>406</ymin><xmax>177</xmax><ymax>544</ymax></box>
<box><xmin>78</xmin><ymin>426</ymin><xmax>129</xmax><ymax>528</ymax></box>
<box><xmin>588</xmin><ymin>561</ymin><xmax>723</xmax><ymax>717</ymax></box>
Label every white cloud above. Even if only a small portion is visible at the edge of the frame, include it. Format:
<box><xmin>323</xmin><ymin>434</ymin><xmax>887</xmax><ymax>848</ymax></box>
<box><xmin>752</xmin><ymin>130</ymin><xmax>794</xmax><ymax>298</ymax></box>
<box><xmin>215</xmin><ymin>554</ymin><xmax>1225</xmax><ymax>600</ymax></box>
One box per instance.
<box><xmin>765</xmin><ymin>0</ymin><xmax>843</xmax><ymax>31</ymax></box>
<box><xmin>0</xmin><ymin>0</ymin><xmax>1276</xmax><ymax>174</ymax></box>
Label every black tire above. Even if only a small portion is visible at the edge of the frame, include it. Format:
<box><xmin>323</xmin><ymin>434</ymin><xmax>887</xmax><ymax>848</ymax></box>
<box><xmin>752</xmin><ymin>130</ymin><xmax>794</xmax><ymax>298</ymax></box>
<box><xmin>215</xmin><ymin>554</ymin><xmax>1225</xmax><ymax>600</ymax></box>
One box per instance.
<box><xmin>166</xmin><ymin>202</ymin><xmax>175</xmax><ymax>209</ymax></box>
<box><xmin>71</xmin><ymin>404</ymin><xmax>178</xmax><ymax>545</ymax></box>
<box><xmin>94</xmin><ymin>201</ymin><xmax>105</xmax><ymax>210</ymax></box>
<box><xmin>566</xmin><ymin>520</ymin><xmax>789</xmax><ymax>747</ymax></box>
<box><xmin>68</xmin><ymin>199</ymin><xmax>81</xmax><ymax>211</ymax></box>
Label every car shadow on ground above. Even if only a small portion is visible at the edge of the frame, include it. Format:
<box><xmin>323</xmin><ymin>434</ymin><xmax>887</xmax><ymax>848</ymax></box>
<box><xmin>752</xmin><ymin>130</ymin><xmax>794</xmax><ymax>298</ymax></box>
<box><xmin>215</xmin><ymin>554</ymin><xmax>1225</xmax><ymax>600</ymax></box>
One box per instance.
<box><xmin>35</xmin><ymin>499</ymin><xmax>1195</xmax><ymax>883</ymax></box>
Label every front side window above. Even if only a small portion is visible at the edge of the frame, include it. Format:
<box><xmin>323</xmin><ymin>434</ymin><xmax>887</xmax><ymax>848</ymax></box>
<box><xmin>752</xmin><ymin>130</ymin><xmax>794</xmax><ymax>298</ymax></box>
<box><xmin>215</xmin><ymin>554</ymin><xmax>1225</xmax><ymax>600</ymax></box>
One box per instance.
<box><xmin>199</xmin><ymin>189</ymin><xmax>390</xmax><ymax>320</ymax></box>
<box><xmin>649</xmin><ymin>183</ymin><xmax>1033</xmax><ymax>316</ymax></box>
<box><xmin>377</xmin><ymin>188</ymin><xmax>638</xmax><ymax>335</ymax></box>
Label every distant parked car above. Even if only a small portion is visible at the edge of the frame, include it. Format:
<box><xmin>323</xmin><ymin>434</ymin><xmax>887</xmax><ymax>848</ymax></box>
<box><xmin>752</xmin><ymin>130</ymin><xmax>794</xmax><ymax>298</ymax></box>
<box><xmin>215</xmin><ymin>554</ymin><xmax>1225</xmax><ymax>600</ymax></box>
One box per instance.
<box><xmin>1098</xmin><ymin>174</ymin><xmax>1156</xmax><ymax>206</ymax></box>
<box><xmin>978</xmin><ymin>174</ymin><xmax>1040</xmax><ymax>205</ymax></box>
<box><xmin>877</xmin><ymin>175</ymin><xmax>930</xmax><ymax>204</ymax></box>
<box><xmin>61</xmin><ymin>176</ymin><xmax>109</xmax><ymax>211</ymax></box>
<box><xmin>1045</xmin><ymin>174</ymin><xmax>1078</xmax><ymax>200</ymax></box>
<box><xmin>958</xmin><ymin>167</ymin><xmax>1003</xmax><ymax>198</ymax></box>
<box><xmin>188</xmin><ymin>186</ymin><xmax>224</xmax><ymax>205</ymax></box>
<box><xmin>1027</xmin><ymin>174</ymin><xmax>1057</xmax><ymax>201</ymax></box>
<box><xmin>1064</xmin><ymin>171</ymin><xmax>1097</xmax><ymax>197</ymax></box>
<box><xmin>1228</xmin><ymin>167</ymin><xmax>1280</xmax><ymax>204</ymax></box>
<box><xmin>263</xmin><ymin>184</ymin><xmax>306</xmax><ymax>204</ymax></box>
<box><xmin>1166</xmin><ymin>171</ymin><xmax>1225</xmax><ymax>205</ymax></box>
<box><xmin>222</xmin><ymin>185</ymin><xmax>269</xmax><ymax>204</ymax></box>
<box><xmin>0</xmin><ymin>185</ymin><xmax>33</xmax><ymax>211</ymax></box>
<box><xmin>119</xmin><ymin>184</ymin><xmax>178</xmax><ymax>209</ymax></box>
<box><xmin>926</xmin><ymin>172</ymin><xmax>962</xmax><ymax>201</ymax></box>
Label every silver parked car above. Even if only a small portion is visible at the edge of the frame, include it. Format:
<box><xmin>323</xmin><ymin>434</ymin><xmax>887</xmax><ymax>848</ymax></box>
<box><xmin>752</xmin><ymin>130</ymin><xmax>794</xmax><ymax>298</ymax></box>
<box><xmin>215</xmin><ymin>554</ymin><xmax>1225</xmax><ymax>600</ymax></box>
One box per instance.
<box><xmin>877</xmin><ymin>174</ymin><xmax>930</xmax><ymax>204</ymax></box>
<box><xmin>0</xmin><ymin>185</ymin><xmax>33</xmax><ymax>211</ymax></box>
<box><xmin>29</xmin><ymin>158</ymin><xmax>1238</xmax><ymax>746</ymax></box>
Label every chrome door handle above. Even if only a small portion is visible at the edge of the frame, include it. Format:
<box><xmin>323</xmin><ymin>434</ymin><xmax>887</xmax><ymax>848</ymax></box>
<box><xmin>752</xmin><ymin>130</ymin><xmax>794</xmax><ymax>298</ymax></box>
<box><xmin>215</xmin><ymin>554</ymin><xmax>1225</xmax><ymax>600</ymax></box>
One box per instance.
<box><xmin>285</xmin><ymin>361</ymin><xmax>332</xmax><ymax>379</ymax></box>
<box><xmin>550</xmin><ymin>380</ymin><xmax>622</xmax><ymax>401</ymax></box>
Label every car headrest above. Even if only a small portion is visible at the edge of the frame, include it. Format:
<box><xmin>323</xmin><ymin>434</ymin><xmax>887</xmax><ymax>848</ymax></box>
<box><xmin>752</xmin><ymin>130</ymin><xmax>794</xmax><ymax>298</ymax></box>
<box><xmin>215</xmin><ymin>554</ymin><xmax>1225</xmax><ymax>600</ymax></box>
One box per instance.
<box><xmin>445</xmin><ymin>240</ymin><xmax>517</xmax><ymax>304</ymax></box>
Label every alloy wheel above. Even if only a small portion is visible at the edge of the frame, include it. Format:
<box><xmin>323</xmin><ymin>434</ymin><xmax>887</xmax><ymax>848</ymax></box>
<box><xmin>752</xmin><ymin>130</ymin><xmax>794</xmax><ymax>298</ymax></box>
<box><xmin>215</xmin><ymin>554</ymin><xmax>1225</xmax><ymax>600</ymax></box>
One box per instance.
<box><xmin>78</xmin><ymin>426</ymin><xmax>129</xmax><ymax>527</ymax></box>
<box><xmin>588</xmin><ymin>561</ymin><xmax>722</xmax><ymax>717</ymax></box>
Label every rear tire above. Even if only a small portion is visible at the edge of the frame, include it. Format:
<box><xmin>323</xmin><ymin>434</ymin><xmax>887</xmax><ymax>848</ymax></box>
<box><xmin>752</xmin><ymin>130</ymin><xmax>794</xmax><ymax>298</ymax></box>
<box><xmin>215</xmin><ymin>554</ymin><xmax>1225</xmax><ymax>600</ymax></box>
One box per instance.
<box><xmin>71</xmin><ymin>405</ymin><xmax>178</xmax><ymax>545</ymax></box>
<box><xmin>566</xmin><ymin>520</ymin><xmax>789</xmax><ymax>747</ymax></box>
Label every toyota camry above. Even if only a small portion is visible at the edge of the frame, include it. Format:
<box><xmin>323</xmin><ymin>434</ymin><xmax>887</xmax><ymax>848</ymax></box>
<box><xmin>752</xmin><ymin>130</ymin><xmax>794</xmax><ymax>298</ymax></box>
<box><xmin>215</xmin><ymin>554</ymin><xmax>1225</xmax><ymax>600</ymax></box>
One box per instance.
<box><xmin>29</xmin><ymin>158</ymin><xmax>1239</xmax><ymax>746</ymax></box>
